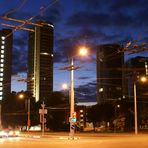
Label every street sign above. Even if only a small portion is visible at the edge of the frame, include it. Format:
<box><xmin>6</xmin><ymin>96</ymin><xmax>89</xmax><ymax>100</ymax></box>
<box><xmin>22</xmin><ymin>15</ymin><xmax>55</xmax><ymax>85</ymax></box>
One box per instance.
<box><xmin>39</xmin><ymin>109</ymin><xmax>47</xmax><ymax>114</ymax></box>
<box><xmin>69</xmin><ymin>117</ymin><xmax>77</xmax><ymax>123</ymax></box>
<box><xmin>71</xmin><ymin>125</ymin><xmax>75</xmax><ymax>129</ymax></box>
<box><xmin>40</xmin><ymin>115</ymin><xmax>47</xmax><ymax>123</ymax></box>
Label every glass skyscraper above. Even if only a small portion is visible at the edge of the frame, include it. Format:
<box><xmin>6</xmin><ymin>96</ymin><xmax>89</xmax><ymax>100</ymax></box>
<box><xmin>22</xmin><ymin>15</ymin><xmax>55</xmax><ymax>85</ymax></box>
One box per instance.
<box><xmin>27</xmin><ymin>21</ymin><xmax>54</xmax><ymax>102</ymax></box>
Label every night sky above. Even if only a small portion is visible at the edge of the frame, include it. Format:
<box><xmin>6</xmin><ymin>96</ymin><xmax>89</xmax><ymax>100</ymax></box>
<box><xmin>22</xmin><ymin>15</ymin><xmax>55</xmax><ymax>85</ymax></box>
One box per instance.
<box><xmin>0</xmin><ymin>0</ymin><xmax>148</xmax><ymax>102</ymax></box>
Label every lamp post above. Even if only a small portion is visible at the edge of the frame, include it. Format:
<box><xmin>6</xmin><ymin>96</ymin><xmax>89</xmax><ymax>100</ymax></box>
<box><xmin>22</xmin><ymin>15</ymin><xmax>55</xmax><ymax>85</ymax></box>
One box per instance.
<box><xmin>114</xmin><ymin>104</ymin><xmax>120</xmax><ymax>133</ymax></box>
<box><xmin>133</xmin><ymin>81</ymin><xmax>138</xmax><ymax>134</ymax></box>
<box><xmin>61</xmin><ymin>47</ymin><xmax>88</xmax><ymax>139</ymax></box>
<box><xmin>70</xmin><ymin>58</ymin><xmax>75</xmax><ymax>138</ymax></box>
<box><xmin>133</xmin><ymin>75</ymin><xmax>147</xmax><ymax>135</ymax></box>
<box><xmin>18</xmin><ymin>93</ymin><xmax>30</xmax><ymax>131</ymax></box>
<box><xmin>27</xmin><ymin>98</ymin><xmax>31</xmax><ymax>131</ymax></box>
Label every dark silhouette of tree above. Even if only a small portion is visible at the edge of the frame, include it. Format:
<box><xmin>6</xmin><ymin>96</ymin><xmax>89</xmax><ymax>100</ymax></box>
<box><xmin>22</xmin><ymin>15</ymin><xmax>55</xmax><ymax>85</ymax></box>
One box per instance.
<box><xmin>45</xmin><ymin>91</ymin><xmax>69</xmax><ymax>131</ymax></box>
<box><xmin>87</xmin><ymin>103</ymin><xmax>114</xmax><ymax>131</ymax></box>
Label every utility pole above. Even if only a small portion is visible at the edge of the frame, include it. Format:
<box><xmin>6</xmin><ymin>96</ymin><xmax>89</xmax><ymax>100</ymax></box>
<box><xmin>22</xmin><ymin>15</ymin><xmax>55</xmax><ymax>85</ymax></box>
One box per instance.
<box><xmin>27</xmin><ymin>98</ymin><xmax>31</xmax><ymax>131</ymax></box>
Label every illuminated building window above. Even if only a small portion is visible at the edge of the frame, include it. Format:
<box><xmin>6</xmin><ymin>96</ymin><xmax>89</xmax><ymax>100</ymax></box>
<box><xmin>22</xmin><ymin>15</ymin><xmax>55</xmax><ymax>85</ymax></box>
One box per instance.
<box><xmin>0</xmin><ymin>96</ymin><xmax>2</xmax><ymax>100</ymax></box>
<box><xmin>0</xmin><ymin>73</ymin><xmax>3</xmax><ymax>77</ymax></box>
<box><xmin>99</xmin><ymin>88</ymin><xmax>103</xmax><ymax>92</ymax></box>
<box><xmin>1</xmin><ymin>41</ymin><xmax>5</xmax><ymax>44</ymax></box>
<box><xmin>1</xmin><ymin>45</ymin><xmax>4</xmax><ymax>49</ymax></box>
<box><xmin>0</xmin><ymin>87</ymin><xmax>3</xmax><ymax>90</ymax></box>
<box><xmin>0</xmin><ymin>68</ymin><xmax>3</xmax><ymax>72</ymax></box>
<box><xmin>1</xmin><ymin>36</ymin><xmax>5</xmax><ymax>40</ymax></box>
<box><xmin>0</xmin><ymin>64</ymin><xmax>4</xmax><ymax>67</ymax></box>
<box><xmin>1</xmin><ymin>55</ymin><xmax>4</xmax><ymax>58</ymax></box>
<box><xmin>0</xmin><ymin>59</ymin><xmax>4</xmax><ymax>63</ymax></box>
<box><xmin>1</xmin><ymin>50</ymin><xmax>4</xmax><ymax>53</ymax></box>
<box><xmin>0</xmin><ymin>78</ymin><xmax>3</xmax><ymax>81</ymax></box>
<box><xmin>0</xmin><ymin>92</ymin><xmax>3</xmax><ymax>95</ymax></box>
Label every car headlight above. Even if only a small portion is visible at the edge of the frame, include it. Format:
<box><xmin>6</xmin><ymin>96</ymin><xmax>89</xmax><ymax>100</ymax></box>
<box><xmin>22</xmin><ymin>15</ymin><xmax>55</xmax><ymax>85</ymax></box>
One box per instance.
<box><xmin>15</xmin><ymin>131</ymin><xmax>20</xmax><ymax>136</ymax></box>
<box><xmin>8</xmin><ymin>131</ymin><xmax>14</xmax><ymax>136</ymax></box>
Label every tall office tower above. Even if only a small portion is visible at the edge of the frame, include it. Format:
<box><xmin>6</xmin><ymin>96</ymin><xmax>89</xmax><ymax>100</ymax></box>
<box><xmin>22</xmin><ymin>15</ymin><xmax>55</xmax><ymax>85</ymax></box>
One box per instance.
<box><xmin>0</xmin><ymin>29</ymin><xmax>12</xmax><ymax>101</ymax></box>
<box><xmin>27</xmin><ymin>21</ymin><xmax>54</xmax><ymax>102</ymax></box>
<box><xmin>96</xmin><ymin>44</ymin><xmax>124</xmax><ymax>104</ymax></box>
<box><xmin>125</xmin><ymin>56</ymin><xmax>148</xmax><ymax>99</ymax></box>
<box><xmin>125</xmin><ymin>56</ymin><xmax>148</xmax><ymax>122</ymax></box>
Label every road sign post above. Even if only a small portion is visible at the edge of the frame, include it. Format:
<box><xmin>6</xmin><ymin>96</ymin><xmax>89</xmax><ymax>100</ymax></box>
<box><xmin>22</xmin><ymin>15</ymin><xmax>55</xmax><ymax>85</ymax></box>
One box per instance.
<box><xmin>39</xmin><ymin>102</ymin><xmax>47</xmax><ymax>135</ymax></box>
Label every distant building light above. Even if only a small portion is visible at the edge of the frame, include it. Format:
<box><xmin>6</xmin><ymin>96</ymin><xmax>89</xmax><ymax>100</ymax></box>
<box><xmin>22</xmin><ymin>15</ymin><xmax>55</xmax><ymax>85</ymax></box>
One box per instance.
<box><xmin>1</xmin><ymin>41</ymin><xmax>5</xmax><ymax>44</ymax></box>
<box><xmin>51</xmin><ymin>54</ymin><xmax>54</xmax><ymax>57</ymax></box>
<box><xmin>0</xmin><ymin>78</ymin><xmax>3</xmax><ymax>81</ymax></box>
<box><xmin>1</xmin><ymin>45</ymin><xmax>4</xmax><ymax>49</ymax></box>
<box><xmin>0</xmin><ymin>73</ymin><xmax>3</xmax><ymax>77</ymax></box>
<box><xmin>1</xmin><ymin>55</ymin><xmax>4</xmax><ymax>58</ymax></box>
<box><xmin>0</xmin><ymin>64</ymin><xmax>4</xmax><ymax>67</ymax></box>
<box><xmin>40</xmin><ymin>52</ymin><xmax>49</xmax><ymax>55</ymax></box>
<box><xmin>99</xmin><ymin>88</ymin><xmax>103</xmax><ymax>92</ymax></box>
<box><xmin>0</xmin><ymin>96</ymin><xmax>2</xmax><ymax>100</ymax></box>
<box><xmin>80</xmin><ymin>110</ymin><xmax>83</xmax><ymax>113</ymax></box>
<box><xmin>47</xmin><ymin>24</ymin><xmax>54</xmax><ymax>28</ymax></box>
<box><xmin>0</xmin><ymin>59</ymin><xmax>4</xmax><ymax>63</ymax></box>
<box><xmin>0</xmin><ymin>92</ymin><xmax>3</xmax><ymax>95</ymax></box>
<box><xmin>122</xmin><ymin>95</ymin><xmax>126</xmax><ymax>99</ymax></box>
<box><xmin>1</xmin><ymin>36</ymin><xmax>5</xmax><ymax>40</ymax></box>
<box><xmin>0</xmin><ymin>87</ymin><xmax>3</xmax><ymax>90</ymax></box>
<box><xmin>1</xmin><ymin>50</ymin><xmax>4</xmax><ymax>53</ymax></box>
<box><xmin>0</xmin><ymin>68</ymin><xmax>3</xmax><ymax>72</ymax></box>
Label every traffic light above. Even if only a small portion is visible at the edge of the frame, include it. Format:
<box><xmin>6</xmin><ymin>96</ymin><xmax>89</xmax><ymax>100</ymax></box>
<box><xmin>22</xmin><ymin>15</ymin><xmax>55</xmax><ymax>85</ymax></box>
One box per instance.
<box><xmin>72</xmin><ymin>112</ymin><xmax>77</xmax><ymax>118</ymax></box>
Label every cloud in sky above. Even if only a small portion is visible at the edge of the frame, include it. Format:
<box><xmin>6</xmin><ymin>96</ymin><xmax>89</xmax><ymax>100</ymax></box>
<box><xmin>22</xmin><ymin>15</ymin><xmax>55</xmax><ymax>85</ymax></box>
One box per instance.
<box><xmin>0</xmin><ymin>0</ymin><xmax>148</xmax><ymax>102</ymax></box>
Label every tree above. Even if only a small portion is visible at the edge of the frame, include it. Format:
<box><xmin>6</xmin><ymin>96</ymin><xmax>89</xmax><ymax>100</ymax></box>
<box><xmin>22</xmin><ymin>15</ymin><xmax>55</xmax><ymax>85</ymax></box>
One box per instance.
<box><xmin>87</xmin><ymin>103</ymin><xmax>114</xmax><ymax>131</ymax></box>
<box><xmin>45</xmin><ymin>91</ymin><xmax>69</xmax><ymax>131</ymax></box>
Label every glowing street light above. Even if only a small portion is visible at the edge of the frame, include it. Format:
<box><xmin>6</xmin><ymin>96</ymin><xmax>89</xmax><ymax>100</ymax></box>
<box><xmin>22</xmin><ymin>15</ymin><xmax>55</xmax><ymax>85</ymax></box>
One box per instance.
<box><xmin>134</xmin><ymin>75</ymin><xmax>147</xmax><ymax>134</ymax></box>
<box><xmin>79</xmin><ymin>47</ymin><xmax>88</xmax><ymax>56</ymax></box>
<box><xmin>140</xmin><ymin>76</ymin><xmax>147</xmax><ymax>83</ymax></box>
<box><xmin>61</xmin><ymin>46</ymin><xmax>88</xmax><ymax>139</ymax></box>
<box><xmin>69</xmin><ymin>46</ymin><xmax>88</xmax><ymax>139</ymax></box>
<box><xmin>62</xmin><ymin>83</ymin><xmax>68</xmax><ymax>90</ymax></box>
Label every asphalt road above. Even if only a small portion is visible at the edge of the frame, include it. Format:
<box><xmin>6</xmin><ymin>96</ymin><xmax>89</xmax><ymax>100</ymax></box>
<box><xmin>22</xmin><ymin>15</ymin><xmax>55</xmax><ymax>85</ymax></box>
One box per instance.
<box><xmin>0</xmin><ymin>133</ymin><xmax>148</xmax><ymax>148</ymax></box>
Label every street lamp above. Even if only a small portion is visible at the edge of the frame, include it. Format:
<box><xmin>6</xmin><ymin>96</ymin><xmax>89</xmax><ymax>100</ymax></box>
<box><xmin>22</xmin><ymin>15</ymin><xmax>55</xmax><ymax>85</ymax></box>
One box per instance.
<box><xmin>62</xmin><ymin>83</ymin><xmax>68</xmax><ymax>90</ymax></box>
<box><xmin>61</xmin><ymin>47</ymin><xmax>88</xmax><ymax>139</ymax></box>
<box><xmin>133</xmin><ymin>75</ymin><xmax>147</xmax><ymax>135</ymax></box>
<box><xmin>18</xmin><ymin>93</ymin><xmax>31</xmax><ymax>131</ymax></box>
<box><xmin>114</xmin><ymin>104</ymin><xmax>120</xmax><ymax>133</ymax></box>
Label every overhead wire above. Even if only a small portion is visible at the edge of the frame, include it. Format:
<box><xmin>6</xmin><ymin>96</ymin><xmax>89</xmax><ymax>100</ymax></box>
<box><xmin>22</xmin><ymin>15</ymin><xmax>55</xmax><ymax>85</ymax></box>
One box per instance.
<box><xmin>4</xmin><ymin>0</ymin><xmax>28</xmax><ymax>17</ymax></box>
<box><xmin>1</xmin><ymin>0</ymin><xmax>59</xmax><ymax>38</ymax></box>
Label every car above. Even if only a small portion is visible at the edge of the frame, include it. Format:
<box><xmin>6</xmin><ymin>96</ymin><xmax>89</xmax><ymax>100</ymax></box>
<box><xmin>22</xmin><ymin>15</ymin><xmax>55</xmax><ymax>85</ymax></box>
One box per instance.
<box><xmin>0</xmin><ymin>129</ymin><xmax>20</xmax><ymax>138</ymax></box>
<box><xmin>8</xmin><ymin>130</ymin><xmax>20</xmax><ymax>137</ymax></box>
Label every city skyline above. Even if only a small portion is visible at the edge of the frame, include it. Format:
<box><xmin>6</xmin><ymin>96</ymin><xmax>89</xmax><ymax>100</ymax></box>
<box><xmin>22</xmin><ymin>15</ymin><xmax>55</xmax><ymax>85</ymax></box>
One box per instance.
<box><xmin>0</xmin><ymin>0</ymin><xmax>148</xmax><ymax>102</ymax></box>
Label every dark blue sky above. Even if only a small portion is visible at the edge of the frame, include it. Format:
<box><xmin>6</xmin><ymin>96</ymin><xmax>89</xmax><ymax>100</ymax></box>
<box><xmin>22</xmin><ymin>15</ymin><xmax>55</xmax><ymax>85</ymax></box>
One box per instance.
<box><xmin>0</xmin><ymin>0</ymin><xmax>148</xmax><ymax>102</ymax></box>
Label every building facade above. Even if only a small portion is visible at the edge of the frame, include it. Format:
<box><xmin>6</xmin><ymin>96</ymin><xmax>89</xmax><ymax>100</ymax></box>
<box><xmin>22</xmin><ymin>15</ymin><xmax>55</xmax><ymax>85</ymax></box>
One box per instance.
<box><xmin>27</xmin><ymin>21</ymin><xmax>54</xmax><ymax>102</ymax></box>
<box><xmin>0</xmin><ymin>29</ymin><xmax>12</xmax><ymax>101</ymax></box>
<box><xmin>124</xmin><ymin>56</ymin><xmax>148</xmax><ymax>125</ymax></box>
<box><xmin>96</xmin><ymin>44</ymin><xmax>124</xmax><ymax>104</ymax></box>
<box><xmin>125</xmin><ymin>56</ymin><xmax>148</xmax><ymax>99</ymax></box>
